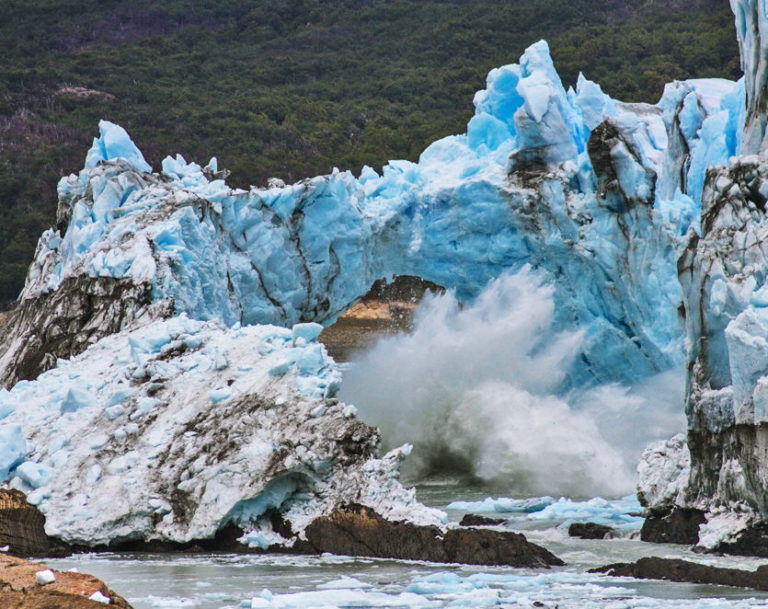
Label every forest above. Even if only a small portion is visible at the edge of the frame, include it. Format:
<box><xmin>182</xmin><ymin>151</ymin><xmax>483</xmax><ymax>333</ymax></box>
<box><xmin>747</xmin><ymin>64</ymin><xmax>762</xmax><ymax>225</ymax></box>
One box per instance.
<box><xmin>0</xmin><ymin>0</ymin><xmax>739</xmax><ymax>307</ymax></box>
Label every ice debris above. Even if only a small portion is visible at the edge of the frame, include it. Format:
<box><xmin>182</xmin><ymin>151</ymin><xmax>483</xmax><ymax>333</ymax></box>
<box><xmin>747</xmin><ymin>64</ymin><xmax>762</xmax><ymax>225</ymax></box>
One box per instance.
<box><xmin>35</xmin><ymin>569</ymin><xmax>55</xmax><ymax>585</ymax></box>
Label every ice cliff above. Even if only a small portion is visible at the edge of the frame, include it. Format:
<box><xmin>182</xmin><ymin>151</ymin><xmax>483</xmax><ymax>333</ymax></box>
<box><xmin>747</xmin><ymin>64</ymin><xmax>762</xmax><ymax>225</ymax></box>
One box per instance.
<box><xmin>0</xmin><ymin>316</ymin><xmax>440</xmax><ymax>546</ymax></box>
<box><xmin>635</xmin><ymin>0</ymin><xmax>768</xmax><ymax>555</ymax></box>
<box><xmin>0</xmin><ymin>0</ymin><xmax>765</xmax><ymax>550</ymax></box>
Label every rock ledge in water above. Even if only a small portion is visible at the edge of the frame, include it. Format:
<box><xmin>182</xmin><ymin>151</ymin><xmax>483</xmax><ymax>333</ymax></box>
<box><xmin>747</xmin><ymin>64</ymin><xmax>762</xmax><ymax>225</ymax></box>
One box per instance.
<box><xmin>293</xmin><ymin>504</ymin><xmax>564</xmax><ymax>567</ymax></box>
<box><xmin>0</xmin><ymin>553</ymin><xmax>132</xmax><ymax>607</ymax></box>
<box><xmin>459</xmin><ymin>513</ymin><xmax>507</xmax><ymax>527</ymax></box>
<box><xmin>592</xmin><ymin>557</ymin><xmax>768</xmax><ymax>591</ymax></box>
<box><xmin>568</xmin><ymin>522</ymin><xmax>617</xmax><ymax>540</ymax></box>
<box><xmin>640</xmin><ymin>507</ymin><xmax>706</xmax><ymax>545</ymax></box>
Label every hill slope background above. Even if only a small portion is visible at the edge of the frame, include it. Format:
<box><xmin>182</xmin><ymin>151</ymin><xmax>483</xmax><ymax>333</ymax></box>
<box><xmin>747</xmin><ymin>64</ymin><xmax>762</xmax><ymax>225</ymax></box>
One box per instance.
<box><xmin>0</xmin><ymin>0</ymin><xmax>739</xmax><ymax>307</ymax></box>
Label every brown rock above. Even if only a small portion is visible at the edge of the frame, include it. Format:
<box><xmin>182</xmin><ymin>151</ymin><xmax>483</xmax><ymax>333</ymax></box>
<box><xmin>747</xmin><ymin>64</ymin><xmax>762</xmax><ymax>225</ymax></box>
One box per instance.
<box><xmin>293</xmin><ymin>504</ymin><xmax>563</xmax><ymax>567</ymax></box>
<box><xmin>0</xmin><ymin>553</ymin><xmax>132</xmax><ymax>607</ymax></box>
<box><xmin>0</xmin><ymin>490</ymin><xmax>50</xmax><ymax>557</ymax></box>
<box><xmin>591</xmin><ymin>556</ymin><xmax>768</xmax><ymax>591</ymax></box>
<box><xmin>0</xmin><ymin>589</ymin><xmax>114</xmax><ymax>609</ymax></box>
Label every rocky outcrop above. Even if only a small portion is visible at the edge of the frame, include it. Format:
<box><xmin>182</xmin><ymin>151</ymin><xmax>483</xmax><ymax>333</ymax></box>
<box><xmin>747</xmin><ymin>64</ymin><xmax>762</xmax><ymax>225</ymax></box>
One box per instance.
<box><xmin>292</xmin><ymin>504</ymin><xmax>563</xmax><ymax>568</ymax></box>
<box><xmin>0</xmin><ymin>554</ymin><xmax>132</xmax><ymax>607</ymax></box>
<box><xmin>61</xmin><ymin>504</ymin><xmax>565</xmax><ymax>568</ymax></box>
<box><xmin>568</xmin><ymin>522</ymin><xmax>617</xmax><ymax>540</ymax></box>
<box><xmin>592</xmin><ymin>556</ymin><xmax>768</xmax><ymax>591</ymax></box>
<box><xmin>0</xmin><ymin>491</ymin><xmax>50</xmax><ymax>558</ymax></box>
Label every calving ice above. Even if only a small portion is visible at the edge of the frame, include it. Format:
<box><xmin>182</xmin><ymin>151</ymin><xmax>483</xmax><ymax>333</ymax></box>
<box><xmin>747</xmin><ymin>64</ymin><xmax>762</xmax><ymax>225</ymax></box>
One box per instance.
<box><xmin>0</xmin><ymin>0</ymin><xmax>766</xmax><ymax>562</ymax></box>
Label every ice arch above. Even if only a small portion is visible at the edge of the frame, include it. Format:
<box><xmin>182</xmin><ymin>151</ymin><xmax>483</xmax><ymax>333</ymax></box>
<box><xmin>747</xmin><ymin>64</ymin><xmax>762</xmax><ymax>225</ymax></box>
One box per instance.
<box><xmin>3</xmin><ymin>40</ymin><xmax>744</xmax><ymax>390</ymax></box>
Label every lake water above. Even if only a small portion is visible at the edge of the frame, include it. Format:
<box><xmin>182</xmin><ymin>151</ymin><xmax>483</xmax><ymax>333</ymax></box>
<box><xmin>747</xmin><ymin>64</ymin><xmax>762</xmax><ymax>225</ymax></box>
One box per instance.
<box><xmin>49</xmin><ymin>483</ymin><xmax>768</xmax><ymax>609</ymax></box>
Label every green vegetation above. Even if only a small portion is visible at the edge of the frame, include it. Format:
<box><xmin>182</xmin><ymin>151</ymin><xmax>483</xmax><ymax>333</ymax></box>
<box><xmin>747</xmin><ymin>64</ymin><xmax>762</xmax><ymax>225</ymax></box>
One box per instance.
<box><xmin>0</xmin><ymin>0</ymin><xmax>740</xmax><ymax>307</ymax></box>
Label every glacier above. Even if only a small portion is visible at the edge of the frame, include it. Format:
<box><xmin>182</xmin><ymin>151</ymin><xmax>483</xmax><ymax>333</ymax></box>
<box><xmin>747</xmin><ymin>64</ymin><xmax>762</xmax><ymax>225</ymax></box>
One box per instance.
<box><xmin>2</xmin><ymin>0</ymin><xmax>768</xmax><ymax>553</ymax></box>
<box><xmin>0</xmin><ymin>39</ymin><xmax>745</xmax><ymax>392</ymax></box>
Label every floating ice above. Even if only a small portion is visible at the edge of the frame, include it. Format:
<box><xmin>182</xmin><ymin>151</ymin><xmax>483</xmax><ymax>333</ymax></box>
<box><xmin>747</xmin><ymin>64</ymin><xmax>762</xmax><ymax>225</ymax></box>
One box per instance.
<box><xmin>448</xmin><ymin>495</ymin><xmax>644</xmax><ymax>531</ymax></box>
<box><xmin>446</xmin><ymin>496</ymin><xmax>555</xmax><ymax>514</ymax></box>
<box><xmin>528</xmin><ymin>496</ymin><xmax>645</xmax><ymax>531</ymax></box>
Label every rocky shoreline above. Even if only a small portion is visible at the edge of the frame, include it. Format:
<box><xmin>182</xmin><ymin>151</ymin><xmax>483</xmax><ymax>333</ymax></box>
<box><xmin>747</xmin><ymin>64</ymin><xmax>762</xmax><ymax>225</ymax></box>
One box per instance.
<box><xmin>0</xmin><ymin>489</ymin><xmax>563</xmax><ymax>569</ymax></box>
<box><xmin>0</xmin><ymin>553</ymin><xmax>132</xmax><ymax>608</ymax></box>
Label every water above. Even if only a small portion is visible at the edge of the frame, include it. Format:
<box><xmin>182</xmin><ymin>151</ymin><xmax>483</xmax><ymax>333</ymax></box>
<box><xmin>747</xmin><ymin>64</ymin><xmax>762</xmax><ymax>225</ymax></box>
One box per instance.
<box><xmin>49</xmin><ymin>484</ymin><xmax>768</xmax><ymax>609</ymax></box>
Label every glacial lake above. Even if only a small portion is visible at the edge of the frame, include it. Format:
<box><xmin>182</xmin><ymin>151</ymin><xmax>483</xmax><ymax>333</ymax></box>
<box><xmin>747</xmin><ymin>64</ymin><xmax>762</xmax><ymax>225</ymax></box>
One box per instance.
<box><xmin>49</xmin><ymin>483</ymin><xmax>768</xmax><ymax>609</ymax></box>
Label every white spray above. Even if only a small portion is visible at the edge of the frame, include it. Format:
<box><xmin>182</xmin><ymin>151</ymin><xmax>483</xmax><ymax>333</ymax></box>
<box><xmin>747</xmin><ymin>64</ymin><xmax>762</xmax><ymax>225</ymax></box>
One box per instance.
<box><xmin>339</xmin><ymin>268</ymin><xmax>685</xmax><ymax>497</ymax></box>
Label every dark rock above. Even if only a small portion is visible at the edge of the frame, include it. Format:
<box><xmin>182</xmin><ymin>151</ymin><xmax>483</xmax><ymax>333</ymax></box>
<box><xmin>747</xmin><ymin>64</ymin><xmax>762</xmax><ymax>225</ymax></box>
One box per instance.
<box><xmin>78</xmin><ymin>505</ymin><xmax>563</xmax><ymax>568</ymax></box>
<box><xmin>568</xmin><ymin>522</ymin><xmax>617</xmax><ymax>540</ymax></box>
<box><xmin>0</xmin><ymin>490</ymin><xmax>50</xmax><ymax>558</ymax></box>
<box><xmin>459</xmin><ymin>514</ymin><xmax>506</xmax><ymax>527</ymax></box>
<box><xmin>640</xmin><ymin>507</ymin><xmax>706</xmax><ymax>545</ymax></box>
<box><xmin>0</xmin><ymin>276</ymin><xmax>158</xmax><ymax>389</ymax></box>
<box><xmin>592</xmin><ymin>556</ymin><xmax>768</xmax><ymax>591</ymax></box>
<box><xmin>587</xmin><ymin>119</ymin><xmax>656</xmax><ymax>211</ymax></box>
<box><xmin>716</xmin><ymin>522</ymin><xmax>768</xmax><ymax>558</ymax></box>
<box><xmin>293</xmin><ymin>504</ymin><xmax>564</xmax><ymax>567</ymax></box>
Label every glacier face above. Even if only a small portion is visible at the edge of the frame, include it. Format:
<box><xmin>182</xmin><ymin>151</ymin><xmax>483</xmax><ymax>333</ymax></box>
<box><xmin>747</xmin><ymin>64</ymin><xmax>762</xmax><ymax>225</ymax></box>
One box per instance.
<box><xmin>2</xmin><ymin>41</ymin><xmax>744</xmax><ymax>392</ymax></box>
<box><xmin>1</xmin><ymin>0</ymin><xmax>766</xmax><ymax>549</ymax></box>
<box><xmin>732</xmin><ymin>0</ymin><xmax>768</xmax><ymax>156</ymax></box>
<box><xmin>628</xmin><ymin>0</ymin><xmax>768</xmax><ymax>554</ymax></box>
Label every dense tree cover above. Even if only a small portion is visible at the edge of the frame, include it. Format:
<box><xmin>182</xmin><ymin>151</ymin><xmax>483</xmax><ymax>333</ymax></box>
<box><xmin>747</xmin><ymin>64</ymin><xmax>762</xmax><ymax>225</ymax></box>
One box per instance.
<box><xmin>0</xmin><ymin>0</ymin><xmax>739</xmax><ymax>307</ymax></box>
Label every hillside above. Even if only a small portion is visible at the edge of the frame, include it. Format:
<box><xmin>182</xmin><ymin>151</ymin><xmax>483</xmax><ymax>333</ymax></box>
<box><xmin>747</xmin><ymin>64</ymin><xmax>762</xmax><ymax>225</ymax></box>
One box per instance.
<box><xmin>0</xmin><ymin>0</ymin><xmax>739</xmax><ymax>307</ymax></box>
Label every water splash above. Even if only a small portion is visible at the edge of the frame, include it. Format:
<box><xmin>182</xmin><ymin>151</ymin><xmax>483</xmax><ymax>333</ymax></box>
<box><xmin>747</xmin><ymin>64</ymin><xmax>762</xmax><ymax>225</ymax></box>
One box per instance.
<box><xmin>339</xmin><ymin>268</ymin><xmax>684</xmax><ymax>497</ymax></box>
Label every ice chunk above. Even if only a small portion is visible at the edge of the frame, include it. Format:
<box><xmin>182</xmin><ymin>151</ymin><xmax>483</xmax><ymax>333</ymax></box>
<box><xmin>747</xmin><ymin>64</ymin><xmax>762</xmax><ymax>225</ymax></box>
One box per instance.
<box><xmin>15</xmin><ymin>462</ymin><xmax>50</xmax><ymax>489</ymax></box>
<box><xmin>446</xmin><ymin>496</ymin><xmax>555</xmax><ymax>513</ymax></box>
<box><xmin>35</xmin><ymin>569</ymin><xmax>56</xmax><ymax>585</ymax></box>
<box><xmin>59</xmin><ymin>387</ymin><xmax>97</xmax><ymax>414</ymax></box>
<box><xmin>88</xmin><ymin>591</ymin><xmax>111</xmax><ymax>604</ymax></box>
<box><xmin>291</xmin><ymin>323</ymin><xmax>323</xmax><ymax>343</ymax></box>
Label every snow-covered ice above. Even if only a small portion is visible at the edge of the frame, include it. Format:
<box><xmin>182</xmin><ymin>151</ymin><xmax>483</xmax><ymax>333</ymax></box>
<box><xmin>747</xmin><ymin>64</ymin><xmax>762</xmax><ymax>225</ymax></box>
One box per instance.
<box><xmin>0</xmin><ymin>315</ymin><xmax>443</xmax><ymax>545</ymax></box>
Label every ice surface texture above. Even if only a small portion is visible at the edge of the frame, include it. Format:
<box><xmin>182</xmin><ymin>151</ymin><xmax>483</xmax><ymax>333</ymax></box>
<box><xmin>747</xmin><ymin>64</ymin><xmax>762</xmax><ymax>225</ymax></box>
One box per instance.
<box><xmin>0</xmin><ymin>316</ymin><xmax>441</xmax><ymax>545</ymax></box>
